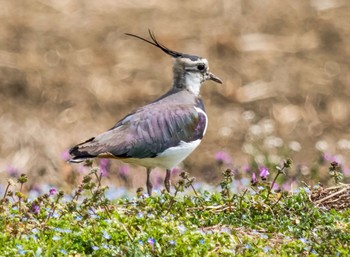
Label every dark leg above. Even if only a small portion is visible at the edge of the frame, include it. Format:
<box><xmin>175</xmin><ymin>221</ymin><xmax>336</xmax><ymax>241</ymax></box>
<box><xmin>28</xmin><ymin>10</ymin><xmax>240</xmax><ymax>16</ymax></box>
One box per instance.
<box><xmin>146</xmin><ymin>168</ymin><xmax>153</xmax><ymax>196</ymax></box>
<box><xmin>164</xmin><ymin>169</ymin><xmax>171</xmax><ymax>193</ymax></box>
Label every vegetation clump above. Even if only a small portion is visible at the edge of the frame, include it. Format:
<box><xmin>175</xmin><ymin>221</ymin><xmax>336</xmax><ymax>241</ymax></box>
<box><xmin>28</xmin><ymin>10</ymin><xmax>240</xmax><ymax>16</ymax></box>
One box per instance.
<box><xmin>0</xmin><ymin>160</ymin><xmax>349</xmax><ymax>256</ymax></box>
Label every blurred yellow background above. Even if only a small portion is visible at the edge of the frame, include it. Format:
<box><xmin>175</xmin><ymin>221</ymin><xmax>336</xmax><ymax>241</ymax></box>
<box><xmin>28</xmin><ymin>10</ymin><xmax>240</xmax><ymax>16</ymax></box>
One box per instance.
<box><xmin>0</xmin><ymin>0</ymin><xmax>349</xmax><ymax>188</ymax></box>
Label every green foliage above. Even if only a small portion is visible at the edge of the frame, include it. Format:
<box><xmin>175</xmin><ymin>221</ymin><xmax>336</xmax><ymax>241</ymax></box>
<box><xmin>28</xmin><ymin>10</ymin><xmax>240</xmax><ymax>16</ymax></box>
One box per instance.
<box><xmin>0</xmin><ymin>162</ymin><xmax>349</xmax><ymax>256</ymax></box>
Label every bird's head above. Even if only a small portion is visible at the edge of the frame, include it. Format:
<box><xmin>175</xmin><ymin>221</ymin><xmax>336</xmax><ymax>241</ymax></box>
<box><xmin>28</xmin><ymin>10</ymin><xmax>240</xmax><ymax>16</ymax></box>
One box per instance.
<box><xmin>125</xmin><ymin>30</ymin><xmax>222</xmax><ymax>96</ymax></box>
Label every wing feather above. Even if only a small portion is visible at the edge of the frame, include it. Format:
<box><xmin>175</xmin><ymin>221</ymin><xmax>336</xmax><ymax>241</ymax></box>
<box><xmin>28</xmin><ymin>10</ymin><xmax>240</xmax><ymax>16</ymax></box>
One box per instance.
<box><xmin>72</xmin><ymin>104</ymin><xmax>204</xmax><ymax>160</ymax></box>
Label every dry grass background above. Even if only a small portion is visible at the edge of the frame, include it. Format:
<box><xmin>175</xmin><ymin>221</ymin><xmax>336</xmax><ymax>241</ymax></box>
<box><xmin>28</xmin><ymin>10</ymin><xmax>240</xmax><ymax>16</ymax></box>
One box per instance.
<box><xmin>0</xmin><ymin>0</ymin><xmax>350</xmax><ymax>189</ymax></box>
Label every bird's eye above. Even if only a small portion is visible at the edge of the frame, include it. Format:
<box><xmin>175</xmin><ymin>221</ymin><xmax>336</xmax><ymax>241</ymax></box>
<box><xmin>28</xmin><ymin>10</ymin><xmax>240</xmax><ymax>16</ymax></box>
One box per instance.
<box><xmin>197</xmin><ymin>64</ymin><xmax>205</xmax><ymax>71</ymax></box>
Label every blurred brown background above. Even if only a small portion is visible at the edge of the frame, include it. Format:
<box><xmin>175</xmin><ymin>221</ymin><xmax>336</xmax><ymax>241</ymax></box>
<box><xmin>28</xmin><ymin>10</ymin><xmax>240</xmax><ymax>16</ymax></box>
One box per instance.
<box><xmin>1</xmin><ymin>0</ymin><xmax>350</xmax><ymax>189</ymax></box>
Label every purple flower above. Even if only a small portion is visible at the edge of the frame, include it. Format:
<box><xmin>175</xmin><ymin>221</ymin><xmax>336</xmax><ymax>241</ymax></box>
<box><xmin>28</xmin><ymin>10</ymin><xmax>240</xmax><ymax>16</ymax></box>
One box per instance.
<box><xmin>171</xmin><ymin>167</ymin><xmax>181</xmax><ymax>176</ymax></box>
<box><xmin>6</xmin><ymin>165</ymin><xmax>19</xmax><ymax>177</ymax></box>
<box><xmin>263</xmin><ymin>246</ymin><xmax>271</xmax><ymax>253</ymax></box>
<box><xmin>259</xmin><ymin>166</ymin><xmax>269</xmax><ymax>180</ymax></box>
<box><xmin>102</xmin><ymin>231</ymin><xmax>111</xmax><ymax>239</ymax></box>
<box><xmin>272</xmin><ymin>183</ymin><xmax>279</xmax><ymax>191</ymax></box>
<box><xmin>282</xmin><ymin>182</ymin><xmax>291</xmax><ymax>191</ymax></box>
<box><xmin>322</xmin><ymin>152</ymin><xmax>332</xmax><ymax>162</ymax></box>
<box><xmin>251</xmin><ymin>173</ymin><xmax>257</xmax><ymax>185</ymax></box>
<box><xmin>30</xmin><ymin>202</ymin><xmax>40</xmax><ymax>214</ymax></box>
<box><xmin>242</xmin><ymin>164</ymin><xmax>251</xmax><ymax>173</ymax></box>
<box><xmin>49</xmin><ymin>188</ymin><xmax>57</xmax><ymax>196</ymax></box>
<box><xmin>215</xmin><ymin>151</ymin><xmax>232</xmax><ymax>165</ymax></box>
<box><xmin>322</xmin><ymin>152</ymin><xmax>341</xmax><ymax>164</ymax></box>
<box><xmin>147</xmin><ymin>238</ymin><xmax>155</xmax><ymax>251</ymax></box>
<box><xmin>61</xmin><ymin>150</ymin><xmax>71</xmax><ymax>161</ymax></box>
<box><xmin>343</xmin><ymin>167</ymin><xmax>350</xmax><ymax>176</ymax></box>
<box><xmin>78</xmin><ymin>165</ymin><xmax>88</xmax><ymax>174</ymax></box>
<box><xmin>100</xmin><ymin>159</ymin><xmax>110</xmax><ymax>177</ymax></box>
<box><xmin>119</xmin><ymin>165</ymin><xmax>129</xmax><ymax>176</ymax></box>
<box><xmin>118</xmin><ymin>165</ymin><xmax>130</xmax><ymax>181</ymax></box>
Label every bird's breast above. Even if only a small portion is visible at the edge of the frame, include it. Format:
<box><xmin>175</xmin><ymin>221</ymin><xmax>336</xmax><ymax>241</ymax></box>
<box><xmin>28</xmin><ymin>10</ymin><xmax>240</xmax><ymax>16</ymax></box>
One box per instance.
<box><xmin>193</xmin><ymin>107</ymin><xmax>208</xmax><ymax>140</ymax></box>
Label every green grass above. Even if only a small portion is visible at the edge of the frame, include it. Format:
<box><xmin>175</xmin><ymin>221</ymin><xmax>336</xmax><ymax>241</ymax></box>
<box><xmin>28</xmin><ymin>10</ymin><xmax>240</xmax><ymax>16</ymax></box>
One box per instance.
<box><xmin>0</xmin><ymin>162</ymin><xmax>349</xmax><ymax>256</ymax></box>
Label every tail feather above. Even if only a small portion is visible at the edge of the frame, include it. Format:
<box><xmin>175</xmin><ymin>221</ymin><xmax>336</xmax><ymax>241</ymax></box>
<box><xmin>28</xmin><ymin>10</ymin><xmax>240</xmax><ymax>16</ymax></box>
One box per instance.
<box><xmin>69</xmin><ymin>137</ymin><xmax>98</xmax><ymax>163</ymax></box>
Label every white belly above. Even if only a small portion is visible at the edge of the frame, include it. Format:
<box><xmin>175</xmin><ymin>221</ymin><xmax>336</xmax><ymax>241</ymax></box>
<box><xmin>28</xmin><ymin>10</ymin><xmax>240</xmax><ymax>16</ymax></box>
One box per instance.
<box><xmin>121</xmin><ymin>139</ymin><xmax>202</xmax><ymax>169</ymax></box>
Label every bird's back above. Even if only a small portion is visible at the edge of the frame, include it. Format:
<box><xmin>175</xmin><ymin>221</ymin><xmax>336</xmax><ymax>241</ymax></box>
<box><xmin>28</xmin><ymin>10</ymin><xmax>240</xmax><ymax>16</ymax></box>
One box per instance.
<box><xmin>69</xmin><ymin>89</ymin><xmax>207</xmax><ymax>167</ymax></box>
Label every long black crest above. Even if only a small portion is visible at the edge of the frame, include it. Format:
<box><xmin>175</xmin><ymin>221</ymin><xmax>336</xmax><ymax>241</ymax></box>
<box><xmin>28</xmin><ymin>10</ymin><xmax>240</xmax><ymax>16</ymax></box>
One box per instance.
<box><xmin>125</xmin><ymin>29</ymin><xmax>184</xmax><ymax>58</ymax></box>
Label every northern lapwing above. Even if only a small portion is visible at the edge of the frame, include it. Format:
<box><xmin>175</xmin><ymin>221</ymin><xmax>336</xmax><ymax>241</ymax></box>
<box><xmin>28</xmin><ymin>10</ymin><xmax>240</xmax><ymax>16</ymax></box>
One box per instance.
<box><xmin>69</xmin><ymin>30</ymin><xmax>222</xmax><ymax>195</ymax></box>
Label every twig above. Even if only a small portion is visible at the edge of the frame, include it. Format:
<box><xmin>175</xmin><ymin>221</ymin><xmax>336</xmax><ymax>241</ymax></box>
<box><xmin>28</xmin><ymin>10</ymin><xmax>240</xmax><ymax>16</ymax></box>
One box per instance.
<box><xmin>271</xmin><ymin>193</ymin><xmax>283</xmax><ymax>210</ymax></box>
<box><xmin>239</xmin><ymin>188</ymin><xmax>248</xmax><ymax>210</ymax></box>
<box><xmin>314</xmin><ymin>186</ymin><xmax>349</xmax><ymax>205</ymax></box>
<box><xmin>2</xmin><ymin>182</ymin><xmax>11</xmax><ymax>199</ymax></box>
<box><xmin>120</xmin><ymin>222</ymin><xmax>133</xmax><ymax>241</ymax></box>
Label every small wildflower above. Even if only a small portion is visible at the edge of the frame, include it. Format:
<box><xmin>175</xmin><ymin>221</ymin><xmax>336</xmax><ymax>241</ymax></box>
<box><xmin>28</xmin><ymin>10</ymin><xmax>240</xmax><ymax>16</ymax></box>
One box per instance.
<box><xmin>282</xmin><ymin>182</ymin><xmax>291</xmax><ymax>191</ymax></box>
<box><xmin>244</xmin><ymin>244</ymin><xmax>252</xmax><ymax>249</ymax></box>
<box><xmin>177</xmin><ymin>224</ymin><xmax>187</xmax><ymax>234</ymax></box>
<box><xmin>59</xmin><ymin>249</ymin><xmax>68</xmax><ymax>255</ymax></box>
<box><xmin>17</xmin><ymin>174</ymin><xmax>28</xmax><ymax>184</ymax></box>
<box><xmin>102</xmin><ymin>244</ymin><xmax>110</xmax><ymax>249</ymax></box>
<box><xmin>49</xmin><ymin>188</ymin><xmax>57</xmax><ymax>196</ymax></box>
<box><xmin>118</xmin><ymin>165</ymin><xmax>130</xmax><ymax>182</ymax></box>
<box><xmin>60</xmin><ymin>150</ymin><xmax>70</xmax><ymax>161</ymax></box>
<box><xmin>171</xmin><ymin>167</ymin><xmax>181</xmax><ymax>176</ymax></box>
<box><xmin>331</xmin><ymin>161</ymin><xmax>339</xmax><ymax>168</ymax></box>
<box><xmin>260</xmin><ymin>234</ymin><xmax>269</xmax><ymax>239</ymax></box>
<box><xmin>263</xmin><ymin>246</ymin><xmax>271</xmax><ymax>252</ymax></box>
<box><xmin>30</xmin><ymin>202</ymin><xmax>40</xmax><ymax>214</ymax></box>
<box><xmin>100</xmin><ymin>159</ymin><xmax>110</xmax><ymax>177</ymax></box>
<box><xmin>259</xmin><ymin>166</ymin><xmax>269</xmax><ymax>180</ymax></box>
<box><xmin>299</xmin><ymin>237</ymin><xmax>308</xmax><ymax>244</ymax></box>
<box><xmin>169</xmin><ymin>240</ymin><xmax>176</xmax><ymax>245</ymax></box>
<box><xmin>52</xmin><ymin>236</ymin><xmax>61</xmax><ymax>241</ymax></box>
<box><xmin>343</xmin><ymin>167</ymin><xmax>350</xmax><ymax>176</ymax></box>
<box><xmin>147</xmin><ymin>238</ymin><xmax>155</xmax><ymax>251</ymax></box>
<box><xmin>272</xmin><ymin>183</ymin><xmax>280</xmax><ymax>191</ymax></box>
<box><xmin>251</xmin><ymin>173</ymin><xmax>257</xmax><ymax>186</ymax></box>
<box><xmin>215</xmin><ymin>151</ymin><xmax>232</xmax><ymax>165</ymax></box>
<box><xmin>329</xmin><ymin>161</ymin><xmax>343</xmax><ymax>184</ymax></box>
<box><xmin>92</xmin><ymin>246</ymin><xmax>99</xmax><ymax>251</ymax></box>
<box><xmin>322</xmin><ymin>152</ymin><xmax>340</xmax><ymax>164</ymax></box>
<box><xmin>102</xmin><ymin>231</ymin><xmax>111</xmax><ymax>239</ymax></box>
<box><xmin>199</xmin><ymin>239</ymin><xmax>205</xmax><ymax>244</ymax></box>
<box><xmin>242</xmin><ymin>164</ymin><xmax>251</xmax><ymax>173</ymax></box>
<box><xmin>75</xmin><ymin>216</ymin><xmax>83</xmax><ymax>221</ymax></box>
<box><xmin>31</xmin><ymin>228</ymin><xmax>39</xmax><ymax>234</ymax></box>
<box><xmin>78</xmin><ymin>165</ymin><xmax>88</xmax><ymax>174</ymax></box>
<box><xmin>18</xmin><ymin>249</ymin><xmax>26</xmax><ymax>255</ymax></box>
<box><xmin>6</xmin><ymin>165</ymin><xmax>19</xmax><ymax>177</ymax></box>
<box><xmin>119</xmin><ymin>165</ymin><xmax>130</xmax><ymax>176</ymax></box>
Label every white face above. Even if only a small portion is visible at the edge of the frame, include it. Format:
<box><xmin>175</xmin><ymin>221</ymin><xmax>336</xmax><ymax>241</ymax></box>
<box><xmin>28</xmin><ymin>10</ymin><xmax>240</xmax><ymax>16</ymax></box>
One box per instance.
<box><xmin>172</xmin><ymin>56</ymin><xmax>221</xmax><ymax>94</ymax></box>
<box><xmin>181</xmin><ymin>58</ymin><xmax>209</xmax><ymax>96</ymax></box>
<box><xmin>185</xmin><ymin>70</ymin><xmax>204</xmax><ymax>95</ymax></box>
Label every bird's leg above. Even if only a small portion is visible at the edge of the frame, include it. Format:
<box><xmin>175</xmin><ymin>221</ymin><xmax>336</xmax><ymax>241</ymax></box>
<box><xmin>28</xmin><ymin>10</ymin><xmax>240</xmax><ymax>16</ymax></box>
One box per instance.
<box><xmin>164</xmin><ymin>169</ymin><xmax>171</xmax><ymax>193</ymax></box>
<box><xmin>146</xmin><ymin>168</ymin><xmax>153</xmax><ymax>196</ymax></box>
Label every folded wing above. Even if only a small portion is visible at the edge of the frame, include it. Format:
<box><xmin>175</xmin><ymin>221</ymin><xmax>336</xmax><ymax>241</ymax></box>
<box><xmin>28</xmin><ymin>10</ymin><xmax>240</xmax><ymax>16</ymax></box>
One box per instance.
<box><xmin>69</xmin><ymin>104</ymin><xmax>206</xmax><ymax>162</ymax></box>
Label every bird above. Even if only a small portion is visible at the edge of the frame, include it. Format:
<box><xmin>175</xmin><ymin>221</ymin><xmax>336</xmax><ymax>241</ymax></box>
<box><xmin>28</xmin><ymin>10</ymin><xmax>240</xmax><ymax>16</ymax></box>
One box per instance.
<box><xmin>69</xmin><ymin>30</ymin><xmax>222</xmax><ymax>195</ymax></box>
